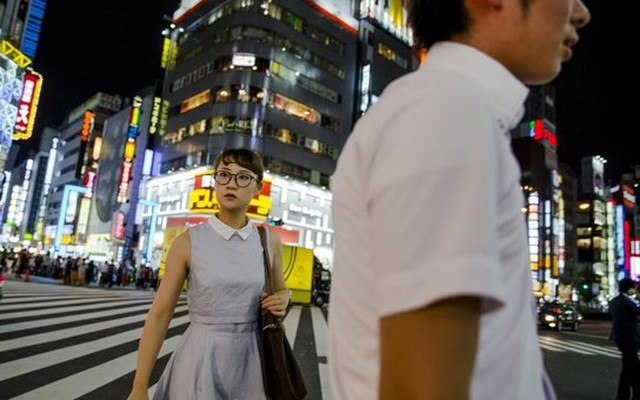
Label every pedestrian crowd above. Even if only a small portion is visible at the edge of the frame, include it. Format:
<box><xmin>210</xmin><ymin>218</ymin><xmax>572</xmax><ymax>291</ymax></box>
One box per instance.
<box><xmin>0</xmin><ymin>247</ymin><xmax>158</xmax><ymax>290</ymax></box>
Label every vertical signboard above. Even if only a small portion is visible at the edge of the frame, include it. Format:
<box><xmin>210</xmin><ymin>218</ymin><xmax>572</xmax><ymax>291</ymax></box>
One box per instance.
<box><xmin>117</xmin><ymin>96</ymin><xmax>142</xmax><ymax>203</ymax></box>
<box><xmin>13</xmin><ymin>68</ymin><xmax>43</xmax><ymax>141</ymax></box>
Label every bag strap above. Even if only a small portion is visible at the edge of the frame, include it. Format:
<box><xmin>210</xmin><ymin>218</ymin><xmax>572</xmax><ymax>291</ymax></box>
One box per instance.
<box><xmin>257</xmin><ymin>226</ymin><xmax>274</xmax><ymax>296</ymax></box>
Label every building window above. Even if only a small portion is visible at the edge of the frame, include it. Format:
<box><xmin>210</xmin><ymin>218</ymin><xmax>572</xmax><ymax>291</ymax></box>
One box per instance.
<box><xmin>269</xmin><ymin>93</ymin><xmax>340</xmax><ymax>132</ymax></box>
<box><xmin>180</xmin><ymin>89</ymin><xmax>212</xmax><ymax>113</ymax></box>
<box><xmin>271</xmin><ymin>61</ymin><xmax>340</xmax><ymax>104</ymax></box>
<box><xmin>378</xmin><ymin>42</ymin><xmax>408</xmax><ymax>69</ymax></box>
<box><xmin>214</xmin><ymin>85</ymin><xmax>265</xmax><ymax>103</ymax></box>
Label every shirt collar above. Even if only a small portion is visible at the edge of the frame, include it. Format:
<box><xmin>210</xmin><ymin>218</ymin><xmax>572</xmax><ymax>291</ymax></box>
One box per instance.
<box><xmin>425</xmin><ymin>41</ymin><xmax>529</xmax><ymax>132</ymax></box>
<box><xmin>207</xmin><ymin>215</ymin><xmax>254</xmax><ymax>241</ymax></box>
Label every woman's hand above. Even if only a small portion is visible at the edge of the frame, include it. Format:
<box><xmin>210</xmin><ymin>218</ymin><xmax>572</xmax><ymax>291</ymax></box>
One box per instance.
<box><xmin>261</xmin><ymin>290</ymin><xmax>289</xmax><ymax>317</ymax></box>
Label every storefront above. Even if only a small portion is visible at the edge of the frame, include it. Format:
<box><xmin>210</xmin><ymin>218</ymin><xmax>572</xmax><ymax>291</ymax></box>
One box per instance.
<box><xmin>138</xmin><ymin>166</ymin><xmax>334</xmax><ymax>271</ymax></box>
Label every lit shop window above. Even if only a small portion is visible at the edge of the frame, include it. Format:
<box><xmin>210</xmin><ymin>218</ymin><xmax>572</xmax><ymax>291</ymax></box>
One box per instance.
<box><xmin>178</xmin><ymin>25</ymin><xmax>345</xmax><ymax>79</ymax></box>
<box><xmin>180</xmin><ymin>89</ymin><xmax>212</xmax><ymax>113</ymax></box>
<box><xmin>268</xmin><ymin>125</ymin><xmax>340</xmax><ymax>160</ymax></box>
<box><xmin>577</xmin><ymin>238</ymin><xmax>592</xmax><ymax>249</ymax></box>
<box><xmin>214</xmin><ymin>85</ymin><xmax>265</xmax><ymax>103</ymax></box>
<box><xmin>269</xmin><ymin>93</ymin><xmax>340</xmax><ymax>132</ymax></box>
<box><xmin>271</xmin><ymin>61</ymin><xmax>340</xmax><ymax>104</ymax></box>
<box><xmin>211</xmin><ymin>116</ymin><xmax>263</xmax><ymax>136</ymax></box>
<box><xmin>577</xmin><ymin>227</ymin><xmax>592</xmax><ymax>237</ymax></box>
<box><xmin>377</xmin><ymin>43</ymin><xmax>408</xmax><ymax>69</ymax></box>
<box><xmin>163</xmin><ymin>119</ymin><xmax>209</xmax><ymax>145</ymax></box>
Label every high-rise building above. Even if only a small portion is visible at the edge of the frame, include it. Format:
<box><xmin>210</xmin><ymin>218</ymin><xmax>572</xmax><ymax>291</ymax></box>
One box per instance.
<box><xmin>511</xmin><ymin>85</ymin><xmax>563</xmax><ymax>300</ymax></box>
<box><xmin>159</xmin><ymin>0</ymin><xmax>360</xmax><ymax>186</ymax></box>
<box><xmin>0</xmin><ymin>0</ymin><xmax>49</xmax><ymax>200</ymax></box>
<box><xmin>43</xmin><ymin>93</ymin><xmax>122</xmax><ymax>250</ymax></box>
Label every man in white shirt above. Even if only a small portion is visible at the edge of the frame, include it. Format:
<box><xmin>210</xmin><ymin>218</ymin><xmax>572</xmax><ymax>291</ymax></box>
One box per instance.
<box><xmin>328</xmin><ymin>1</ymin><xmax>591</xmax><ymax>399</ymax></box>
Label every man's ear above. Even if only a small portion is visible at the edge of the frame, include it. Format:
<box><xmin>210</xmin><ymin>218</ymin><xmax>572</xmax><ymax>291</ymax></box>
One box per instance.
<box><xmin>255</xmin><ymin>181</ymin><xmax>263</xmax><ymax>195</ymax></box>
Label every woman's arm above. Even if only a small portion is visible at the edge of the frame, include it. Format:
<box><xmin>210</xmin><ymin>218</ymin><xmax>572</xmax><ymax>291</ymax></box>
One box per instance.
<box><xmin>261</xmin><ymin>231</ymin><xmax>289</xmax><ymax>317</ymax></box>
<box><xmin>127</xmin><ymin>231</ymin><xmax>191</xmax><ymax>400</ymax></box>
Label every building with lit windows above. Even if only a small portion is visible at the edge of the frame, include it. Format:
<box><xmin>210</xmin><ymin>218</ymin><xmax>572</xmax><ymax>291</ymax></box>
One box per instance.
<box><xmin>0</xmin><ymin>0</ymin><xmax>48</xmax><ymax>184</ymax></box>
<box><xmin>141</xmin><ymin>1</ymin><xmax>416</xmax><ymax>269</ymax></box>
<box><xmin>43</xmin><ymin>93</ymin><xmax>122</xmax><ymax>252</ymax></box>
<box><xmin>511</xmin><ymin>85</ymin><xmax>565</xmax><ymax>300</ymax></box>
<box><xmin>575</xmin><ymin>155</ymin><xmax>614</xmax><ymax>302</ymax></box>
<box><xmin>159</xmin><ymin>0</ymin><xmax>360</xmax><ymax>187</ymax></box>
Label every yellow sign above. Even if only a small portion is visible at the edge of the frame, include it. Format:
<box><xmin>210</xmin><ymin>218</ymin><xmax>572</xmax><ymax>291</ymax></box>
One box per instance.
<box><xmin>188</xmin><ymin>170</ymin><xmax>272</xmax><ymax>219</ymax></box>
<box><xmin>159</xmin><ymin>226</ymin><xmax>186</xmax><ymax>278</ymax></box>
<box><xmin>0</xmin><ymin>40</ymin><xmax>32</xmax><ymax>68</ymax></box>
<box><xmin>283</xmin><ymin>245</ymin><xmax>314</xmax><ymax>304</ymax></box>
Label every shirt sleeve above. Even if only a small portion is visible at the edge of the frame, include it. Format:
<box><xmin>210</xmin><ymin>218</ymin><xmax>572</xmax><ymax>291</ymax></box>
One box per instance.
<box><xmin>367</xmin><ymin>100</ymin><xmax>508</xmax><ymax>318</ymax></box>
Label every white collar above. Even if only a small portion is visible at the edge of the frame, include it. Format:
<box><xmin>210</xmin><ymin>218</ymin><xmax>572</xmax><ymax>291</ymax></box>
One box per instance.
<box><xmin>207</xmin><ymin>215</ymin><xmax>254</xmax><ymax>241</ymax></box>
<box><xmin>425</xmin><ymin>41</ymin><xmax>530</xmax><ymax>132</ymax></box>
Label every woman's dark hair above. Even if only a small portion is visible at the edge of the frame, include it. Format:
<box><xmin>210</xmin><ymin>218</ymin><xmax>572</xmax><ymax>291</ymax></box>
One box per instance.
<box><xmin>408</xmin><ymin>0</ymin><xmax>532</xmax><ymax>50</ymax></box>
<box><xmin>408</xmin><ymin>0</ymin><xmax>471</xmax><ymax>50</ymax></box>
<box><xmin>213</xmin><ymin>148</ymin><xmax>264</xmax><ymax>183</ymax></box>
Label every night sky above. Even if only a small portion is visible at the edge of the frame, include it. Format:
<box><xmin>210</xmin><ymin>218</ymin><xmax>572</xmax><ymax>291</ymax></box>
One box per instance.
<box><xmin>28</xmin><ymin>0</ymin><xmax>635</xmax><ymax>180</ymax></box>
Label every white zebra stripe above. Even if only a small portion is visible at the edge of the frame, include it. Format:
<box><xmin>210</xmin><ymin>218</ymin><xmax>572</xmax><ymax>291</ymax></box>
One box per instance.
<box><xmin>0</xmin><ymin>298</ymin><xmax>152</xmax><ymax>319</ymax></box>
<box><xmin>0</xmin><ymin>303</ymin><xmax>155</xmax><ymax>334</ymax></box>
<box><xmin>0</xmin><ymin>304</ymin><xmax>188</xmax><ymax>350</ymax></box>
<box><xmin>0</xmin><ymin>315</ymin><xmax>191</xmax><ymax>380</ymax></box>
<box><xmin>9</xmin><ymin>335</ymin><xmax>183</xmax><ymax>400</ymax></box>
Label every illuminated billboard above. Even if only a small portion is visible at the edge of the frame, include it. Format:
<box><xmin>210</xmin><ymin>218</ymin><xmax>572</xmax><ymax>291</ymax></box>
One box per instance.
<box><xmin>117</xmin><ymin>96</ymin><xmax>142</xmax><ymax>203</ymax></box>
<box><xmin>189</xmin><ymin>169</ymin><xmax>272</xmax><ymax>219</ymax></box>
<box><xmin>13</xmin><ymin>69</ymin><xmax>42</xmax><ymax>141</ymax></box>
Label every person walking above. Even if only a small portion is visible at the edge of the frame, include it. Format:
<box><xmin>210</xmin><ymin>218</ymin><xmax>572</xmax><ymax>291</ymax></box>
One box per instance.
<box><xmin>328</xmin><ymin>0</ymin><xmax>591</xmax><ymax>399</ymax></box>
<box><xmin>610</xmin><ymin>278</ymin><xmax>640</xmax><ymax>400</ymax></box>
<box><xmin>127</xmin><ymin>148</ymin><xmax>289</xmax><ymax>400</ymax></box>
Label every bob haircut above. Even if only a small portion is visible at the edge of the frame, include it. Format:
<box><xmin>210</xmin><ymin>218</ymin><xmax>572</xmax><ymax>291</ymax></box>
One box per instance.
<box><xmin>213</xmin><ymin>148</ymin><xmax>264</xmax><ymax>183</ymax></box>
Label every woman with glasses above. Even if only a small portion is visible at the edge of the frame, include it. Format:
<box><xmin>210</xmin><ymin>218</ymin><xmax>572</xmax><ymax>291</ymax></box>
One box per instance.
<box><xmin>127</xmin><ymin>148</ymin><xmax>289</xmax><ymax>400</ymax></box>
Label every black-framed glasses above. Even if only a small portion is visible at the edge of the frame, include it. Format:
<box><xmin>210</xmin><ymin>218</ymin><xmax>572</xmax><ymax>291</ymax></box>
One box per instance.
<box><xmin>213</xmin><ymin>171</ymin><xmax>258</xmax><ymax>188</ymax></box>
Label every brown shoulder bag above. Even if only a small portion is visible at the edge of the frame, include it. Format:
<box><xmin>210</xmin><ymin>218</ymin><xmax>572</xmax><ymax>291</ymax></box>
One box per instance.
<box><xmin>257</xmin><ymin>226</ymin><xmax>307</xmax><ymax>400</ymax></box>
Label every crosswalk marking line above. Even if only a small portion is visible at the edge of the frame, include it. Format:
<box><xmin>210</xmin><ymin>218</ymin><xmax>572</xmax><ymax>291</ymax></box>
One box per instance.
<box><xmin>540</xmin><ymin>337</ymin><xmax>619</xmax><ymax>358</ymax></box>
<box><xmin>0</xmin><ymin>298</ymin><xmax>152</xmax><ymax>318</ymax></box>
<box><xmin>318</xmin><ymin>360</ymin><xmax>332</xmax><ymax>400</ymax></box>
<box><xmin>565</xmin><ymin>339</ymin><xmax>620</xmax><ymax>357</ymax></box>
<box><xmin>311</xmin><ymin>307</ymin><xmax>328</xmax><ymax>358</ymax></box>
<box><xmin>283</xmin><ymin>306</ymin><xmax>302</xmax><ymax>345</ymax></box>
<box><xmin>539</xmin><ymin>343</ymin><xmax>567</xmax><ymax>352</ymax></box>
<box><xmin>537</xmin><ymin>337</ymin><xmax>595</xmax><ymax>355</ymax></box>
<box><xmin>0</xmin><ymin>295</ymin><xmax>125</xmax><ymax>304</ymax></box>
<box><xmin>0</xmin><ymin>303</ymin><xmax>155</xmax><ymax>334</ymax></box>
<box><xmin>0</xmin><ymin>315</ymin><xmax>191</xmax><ymax>380</ymax></box>
<box><xmin>0</xmin><ymin>304</ymin><xmax>188</xmax><ymax>351</ymax></box>
<box><xmin>569</xmin><ymin>339</ymin><xmax>620</xmax><ymax>354</ymax></box>
<box><xmin>9</xmin><ymin>335</ymin><xmax>182</xmax><ymax>400</ymax></box>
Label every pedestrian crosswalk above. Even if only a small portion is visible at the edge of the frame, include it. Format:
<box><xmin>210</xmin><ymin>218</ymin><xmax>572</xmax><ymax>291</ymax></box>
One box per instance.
<box><xmin>0</xmin><ymin>280</ymin><xmax>620</xmax><ymax>400</ymax></box>
<box><xmin>538</xmin><ymin>335</ymin><xmax>620</xmax><ymax>358</ymax></box>
<box><xmin>0</xmin><ymin>280</ymin><xmax>330</xmax><ymax>400</ymax></box>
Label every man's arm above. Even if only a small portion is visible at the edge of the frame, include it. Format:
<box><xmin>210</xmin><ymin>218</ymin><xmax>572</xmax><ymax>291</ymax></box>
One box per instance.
<box><xmin>379</xmin><ymin>297</ymin><xmax>481</xmax><ymax>400</ymax></box>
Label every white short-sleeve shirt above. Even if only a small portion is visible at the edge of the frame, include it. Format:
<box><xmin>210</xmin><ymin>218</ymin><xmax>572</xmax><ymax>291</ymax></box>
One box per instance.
<box><xmin>328</xmin><ymin>42</ymin><xmax>555</xmax><ymax>400</ymax></box>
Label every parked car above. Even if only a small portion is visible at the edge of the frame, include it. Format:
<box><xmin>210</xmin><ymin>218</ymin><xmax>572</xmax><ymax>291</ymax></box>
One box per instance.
<box><xmin>538</xmin><ymin>302</ymin><xmax>583</xmax><ymax>331</ymax></box>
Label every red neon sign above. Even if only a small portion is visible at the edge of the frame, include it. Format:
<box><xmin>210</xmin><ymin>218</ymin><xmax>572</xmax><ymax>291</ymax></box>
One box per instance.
<box><xmin>14</xmin><ymin>70</ymin><xmax>43</xmax><ymax>141</ymax></box>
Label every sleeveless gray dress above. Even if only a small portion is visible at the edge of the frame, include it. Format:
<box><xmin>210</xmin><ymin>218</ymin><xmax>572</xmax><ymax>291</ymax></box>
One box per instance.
<box><xmin>152</xmin><ymin>218</ymin><xmax>268</xmax><ymax>400</ymax></box>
